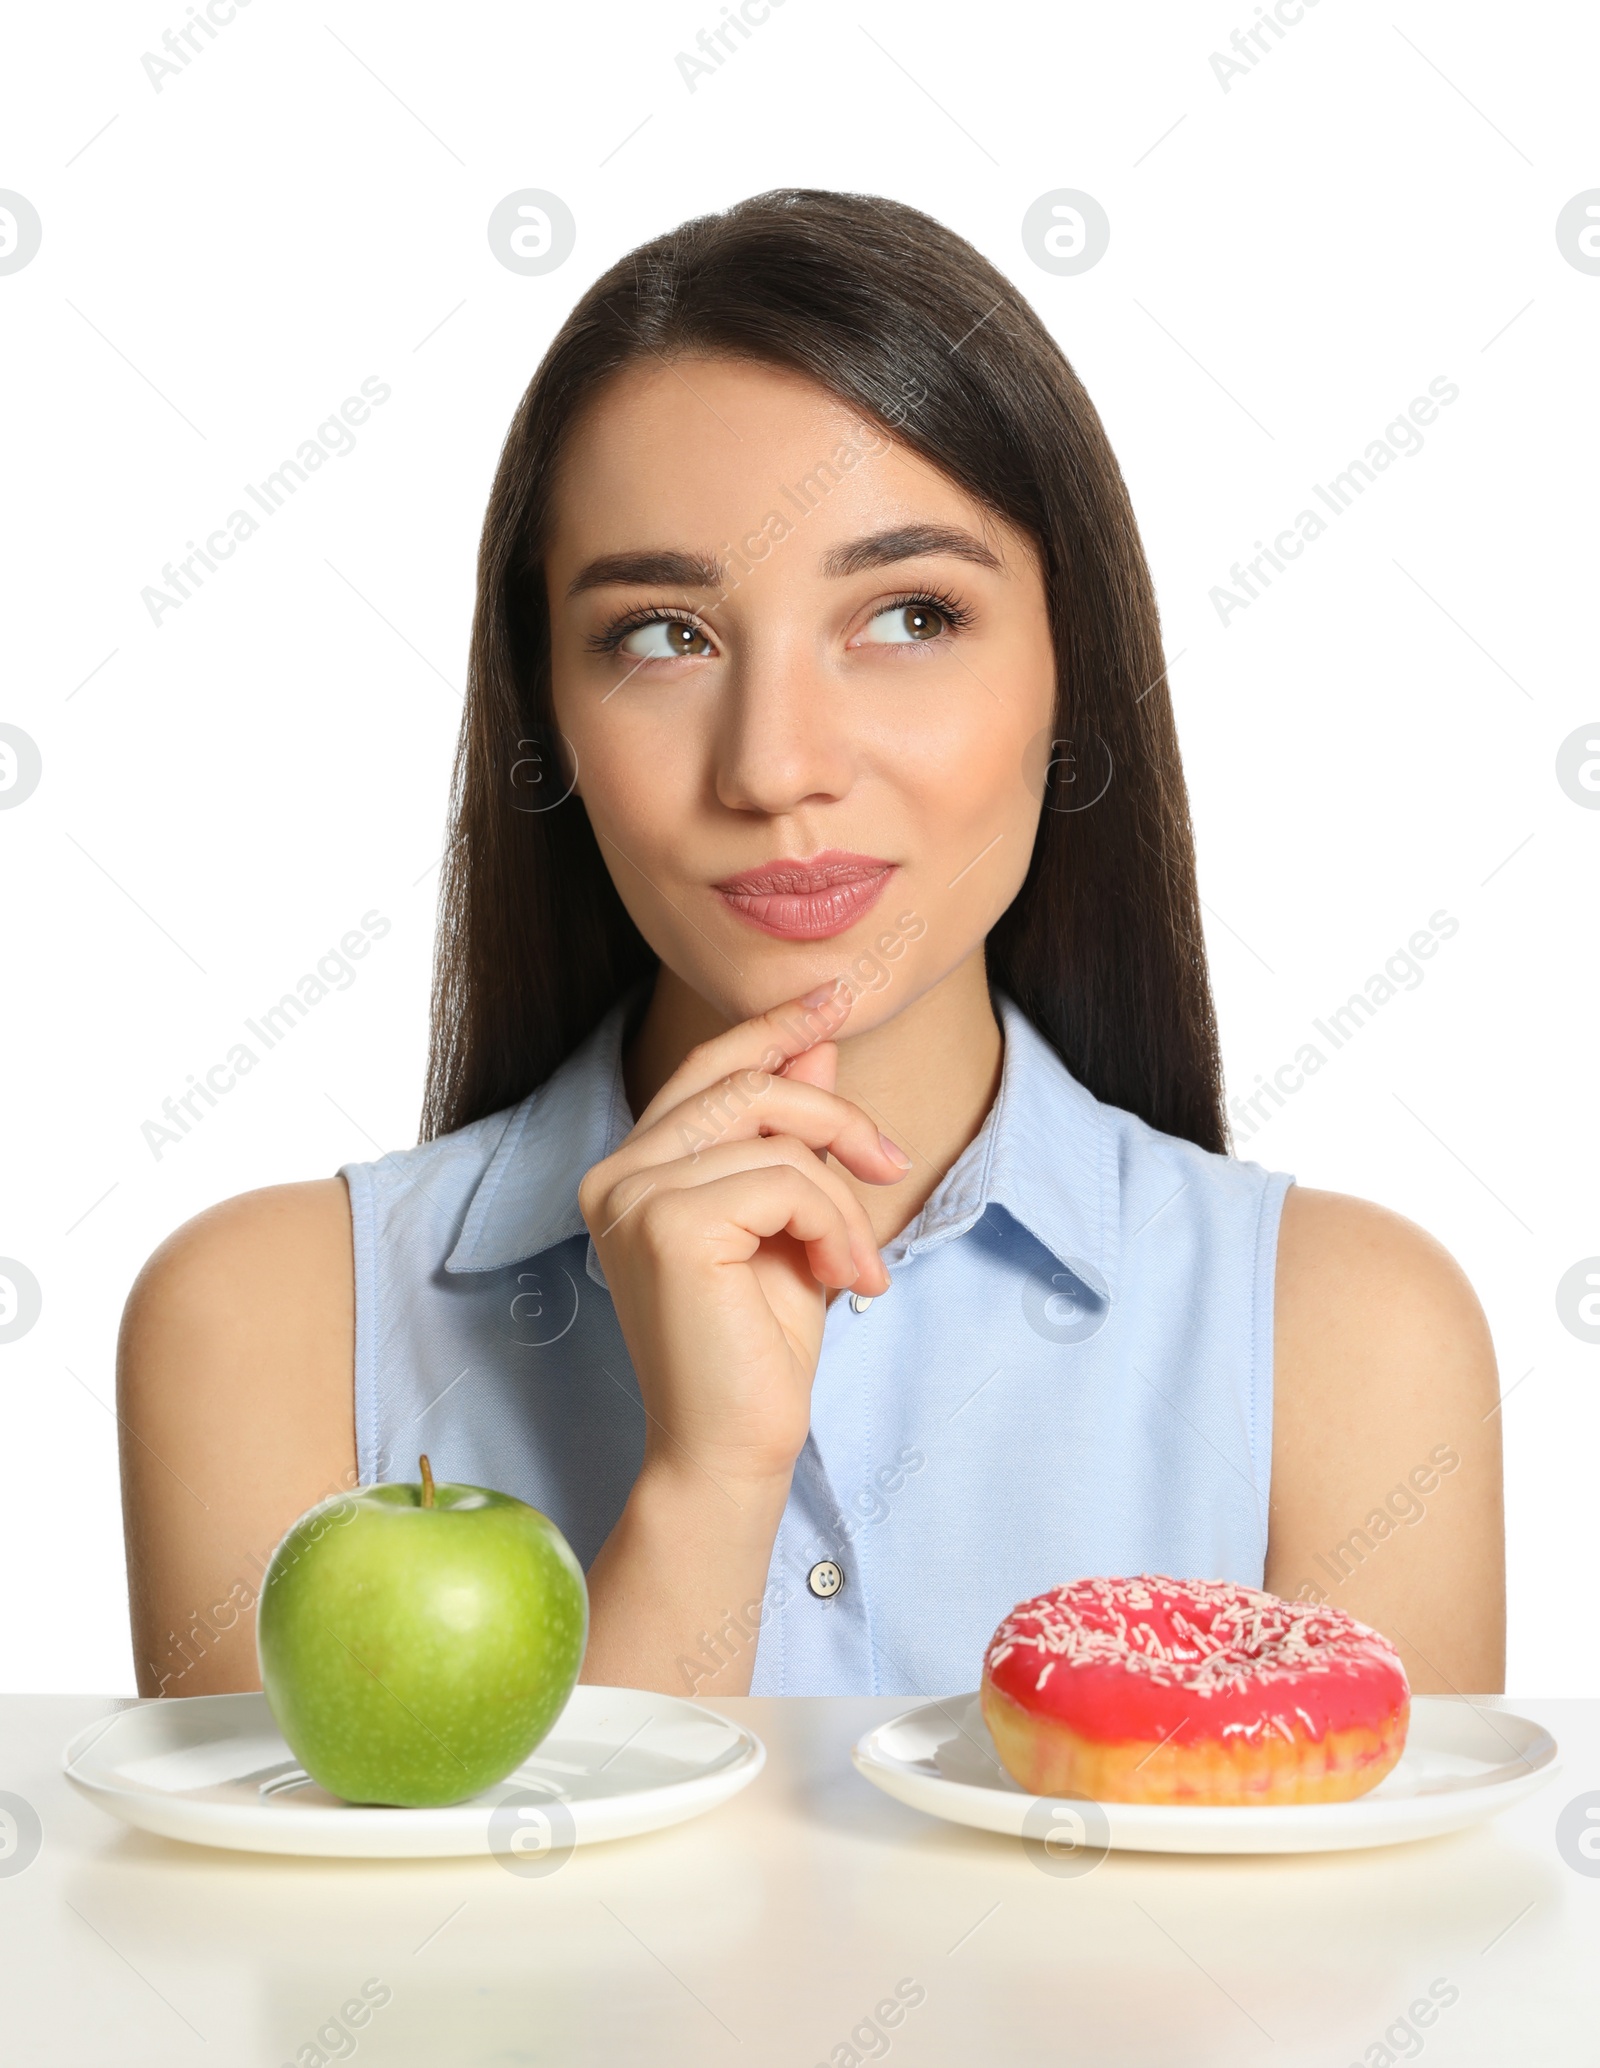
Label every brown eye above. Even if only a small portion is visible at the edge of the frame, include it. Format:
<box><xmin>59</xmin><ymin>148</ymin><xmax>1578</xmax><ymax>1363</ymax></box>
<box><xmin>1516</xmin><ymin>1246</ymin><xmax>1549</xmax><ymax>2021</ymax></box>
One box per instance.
<box><xmin>861</xmin><ymin>601</ymin><xmax>948</xmax><ymax>645</ymax></box>
<box><xmin>617</xmin><ymin>617</ymin><xmax>715</xmax><ymax>660</ymax></box>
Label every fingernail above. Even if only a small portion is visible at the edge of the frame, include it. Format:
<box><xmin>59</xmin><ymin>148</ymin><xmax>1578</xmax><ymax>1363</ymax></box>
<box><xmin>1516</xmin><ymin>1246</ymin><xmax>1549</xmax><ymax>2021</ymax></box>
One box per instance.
<box><xmin>801</xmin><ymin>979</ymin><xmax>844</xmax><ymax>1009</ymax></box>
<box><xmin>878</xmin><ymin>1131</ymin><xmax>913</xmax><ymax>1170</ymax></box>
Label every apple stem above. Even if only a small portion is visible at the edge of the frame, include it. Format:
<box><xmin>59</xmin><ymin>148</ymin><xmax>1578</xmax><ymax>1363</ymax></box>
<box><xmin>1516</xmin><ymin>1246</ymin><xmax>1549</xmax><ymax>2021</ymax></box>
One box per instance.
<box><xmin>419</xmin><ymin>1453</ymin><xmax>435</xmax><ymax>1509</ymax></box>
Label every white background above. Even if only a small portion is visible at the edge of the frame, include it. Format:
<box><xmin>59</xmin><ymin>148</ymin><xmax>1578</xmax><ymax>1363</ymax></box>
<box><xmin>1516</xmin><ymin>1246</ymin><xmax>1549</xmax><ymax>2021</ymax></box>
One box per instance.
<box><xmin>2</xmin><ymin>0</ymin><xmax>1595</xmax><ymax>1696</ymax></box>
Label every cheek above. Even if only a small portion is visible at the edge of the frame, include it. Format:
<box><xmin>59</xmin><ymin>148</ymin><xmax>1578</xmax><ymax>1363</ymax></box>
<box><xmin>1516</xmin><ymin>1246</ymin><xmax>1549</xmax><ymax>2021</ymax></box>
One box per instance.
<box><xmin>554</xmin><ymin>693</ymin><xmax>718</xmax><ymax>964</ymax></box>
<box><xmin>886</xmin><ymin>688</ymin><xmax>1047</xmax><ymax>878</ymax></box>
<box><xmin>561</xmin><ymin>691</ymin><xmax>702</xmax><ymax>852</ymax></box>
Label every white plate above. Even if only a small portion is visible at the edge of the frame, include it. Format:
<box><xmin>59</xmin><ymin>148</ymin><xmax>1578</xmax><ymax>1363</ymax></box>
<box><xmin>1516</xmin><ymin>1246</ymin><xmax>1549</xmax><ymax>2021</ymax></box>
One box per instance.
<box><xmin>64</xmin><ymin>1687</ymin><xmax>764</xmax><ymax>1859</ymax></box>
<box><xmin>852</xmin><ymin>1693</ymin><xmax>1559</xmax><ymax>1855</ymax></box>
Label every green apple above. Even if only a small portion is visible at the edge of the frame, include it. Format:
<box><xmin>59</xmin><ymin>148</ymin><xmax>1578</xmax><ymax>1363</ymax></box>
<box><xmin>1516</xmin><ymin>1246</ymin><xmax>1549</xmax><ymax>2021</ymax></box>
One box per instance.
<box><xmin>257</xmin><ymin>1456</ymin><xmax>588</xmax><ymax>1807</ymax></box>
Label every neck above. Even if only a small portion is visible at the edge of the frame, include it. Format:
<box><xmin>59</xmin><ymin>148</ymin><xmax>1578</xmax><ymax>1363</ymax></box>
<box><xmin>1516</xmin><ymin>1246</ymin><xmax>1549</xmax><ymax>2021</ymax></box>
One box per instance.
<box><xmin>623</xmin><ymin>951</ymin><xmax>1005</xmax><ymax>1247</ymax></box>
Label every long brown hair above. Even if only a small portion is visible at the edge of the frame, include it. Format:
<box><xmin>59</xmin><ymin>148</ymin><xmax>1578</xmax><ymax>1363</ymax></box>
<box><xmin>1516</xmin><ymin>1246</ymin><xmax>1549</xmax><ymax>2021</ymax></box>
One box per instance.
<box><xmin>422</xmin><ymin>188</ymin><xmax>1226</xmax><ymax>1153</ymax></box>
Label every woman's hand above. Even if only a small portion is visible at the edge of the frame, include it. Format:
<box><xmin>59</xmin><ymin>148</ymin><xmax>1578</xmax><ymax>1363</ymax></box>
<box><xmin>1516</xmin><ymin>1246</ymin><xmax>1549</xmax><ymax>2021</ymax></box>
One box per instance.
<box><xmin>575</xmin><ymin>980</ymin><xmax>913</xmax><ymax>1696</ymax></box>
<box><xmin>579</xmin><ymin>979</ymin><xmax>911</xmax><ymax>1498</ymax></box>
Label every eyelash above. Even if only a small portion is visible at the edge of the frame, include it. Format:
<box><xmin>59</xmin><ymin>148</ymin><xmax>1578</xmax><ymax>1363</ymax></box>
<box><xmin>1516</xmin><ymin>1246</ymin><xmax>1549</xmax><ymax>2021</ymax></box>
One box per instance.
<box><xmin>583</xmin><ymin>605</ymin><xmax>704</xmax><ymax>657</ymax></box>
<box><xmin>582</xmin><ymin>585</ymin><xmax>977</xmax><ymax>657</ymax></box>
<box><xmin>872</xmin><ymin>586</ymin><xmax>976</xmax><ymax>638</ymax></box>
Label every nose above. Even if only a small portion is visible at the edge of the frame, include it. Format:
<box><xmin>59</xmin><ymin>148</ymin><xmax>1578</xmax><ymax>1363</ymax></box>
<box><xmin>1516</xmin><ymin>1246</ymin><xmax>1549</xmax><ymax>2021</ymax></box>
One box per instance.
<box><xmin>712</xmin><ymin>633</ymin><xmax>856</xmax><ymax>816</ymax></box>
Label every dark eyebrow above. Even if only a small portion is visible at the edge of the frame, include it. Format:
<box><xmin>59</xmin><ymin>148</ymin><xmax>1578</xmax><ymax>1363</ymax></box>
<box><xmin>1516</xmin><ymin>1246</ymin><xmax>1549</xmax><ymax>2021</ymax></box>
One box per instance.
<box><xmin>564</xmin><ymin>522</ymin><xmax>1004</xmax><ymax>602</ymax></box>
<box><xmin>820</xmin><ymin>523</ymin><xmax>1004</xmax><ymax>578</ymax></box>
<box><xmin>565</xmin><ymin>549</ymin><xmax>723</xmax><ymax>600</ymax></box>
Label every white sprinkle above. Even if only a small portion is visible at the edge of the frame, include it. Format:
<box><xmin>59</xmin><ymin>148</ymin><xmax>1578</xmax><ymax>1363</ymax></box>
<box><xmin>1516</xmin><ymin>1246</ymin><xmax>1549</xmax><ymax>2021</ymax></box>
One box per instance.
<box><xmin>983</xmin><ymin>1573</ymin><xmax>1405</xmax><ymax>1703</ymax></box>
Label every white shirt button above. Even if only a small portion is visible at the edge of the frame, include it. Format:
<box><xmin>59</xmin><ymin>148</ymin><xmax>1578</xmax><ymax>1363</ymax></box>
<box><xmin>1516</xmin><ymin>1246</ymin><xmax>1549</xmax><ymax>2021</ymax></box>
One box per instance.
<box><xmin>849</xmin><ymin>1293</ymin><xmax>873</xmax><ymax>1314</ymax></box>
<box><xmin>807</xmin><ymin>1560</ymin><xmax>844</xmax><ymax>1599</ymax></box>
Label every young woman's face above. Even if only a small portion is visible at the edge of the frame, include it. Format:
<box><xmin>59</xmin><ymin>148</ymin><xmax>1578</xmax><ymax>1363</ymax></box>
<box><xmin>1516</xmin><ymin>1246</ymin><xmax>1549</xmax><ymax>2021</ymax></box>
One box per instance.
<box><xmin>544</xmin><ymin>355</ymin><xmax>1057</xmax><ymax>1029</ymax></box>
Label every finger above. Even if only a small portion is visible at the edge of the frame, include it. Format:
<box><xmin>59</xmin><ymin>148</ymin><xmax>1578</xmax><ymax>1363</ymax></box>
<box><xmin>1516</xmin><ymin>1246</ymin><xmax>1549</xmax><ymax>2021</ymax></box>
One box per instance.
<box><xmin>633</xmin><ymin>979</ymin><xmax>854</xmax><ymax>1131</ymax></box>
<box><xmin>620</xmin><ymin>1070</ymin><xmax>910</xmax><ymax>1188</ymax></box>
<box><xmin>780</xmin><ymin>1040</ymin><xmax>836</xmax><ymax>1093</ymax></box>
<box><xmin>658</xmin><ymin>1164</ymin><xmax>865</xmax><ymax>1290</ymax></box>
<box><xmin>778</xmin><ymin>1040</ymin><xmax>836</xmax><ymax>1168</ymax></box>
<box><xmin>627</xmin><ymin>1134</ymin><xmax>892</xmax><ymax>1294</ymax></box>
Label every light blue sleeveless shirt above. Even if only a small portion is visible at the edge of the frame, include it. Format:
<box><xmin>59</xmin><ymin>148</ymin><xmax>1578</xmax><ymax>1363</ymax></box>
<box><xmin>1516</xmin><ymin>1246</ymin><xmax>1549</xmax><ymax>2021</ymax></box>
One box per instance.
<box><xmin>341</xmin><ymin>993</ymin><xmax>1293</xmax><ymax>1698</ymax></box>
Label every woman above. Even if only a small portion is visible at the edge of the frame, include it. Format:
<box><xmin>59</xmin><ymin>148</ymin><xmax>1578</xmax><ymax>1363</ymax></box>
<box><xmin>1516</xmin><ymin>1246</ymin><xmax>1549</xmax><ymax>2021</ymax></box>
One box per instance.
<box><xmin>118</xmin><ymin>189</ymin><xmax>1503</xmax><ymax>1703</ymax></box>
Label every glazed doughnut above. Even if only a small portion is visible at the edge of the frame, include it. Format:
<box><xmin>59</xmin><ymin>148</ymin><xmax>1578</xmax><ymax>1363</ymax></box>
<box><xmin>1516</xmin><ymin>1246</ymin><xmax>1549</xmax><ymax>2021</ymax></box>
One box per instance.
<box><xmin>981</xmin><ymin>1574</ymin><xmax>1409</xmax><ymax>1806</ymax></box>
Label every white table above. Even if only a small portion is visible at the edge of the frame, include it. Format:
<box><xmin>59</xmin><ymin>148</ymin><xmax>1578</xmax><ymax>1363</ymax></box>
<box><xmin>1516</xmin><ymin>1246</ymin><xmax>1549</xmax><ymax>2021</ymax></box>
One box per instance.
<box><xmin>2</xmin><ymin>1692</ymin><xmax>1595</xmax><ymax>2065</ymax></box>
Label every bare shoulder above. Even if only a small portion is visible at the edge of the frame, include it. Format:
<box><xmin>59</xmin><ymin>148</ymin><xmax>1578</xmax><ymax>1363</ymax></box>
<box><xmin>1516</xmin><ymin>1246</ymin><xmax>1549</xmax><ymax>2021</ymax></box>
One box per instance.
<box><xmin>119</xmin><ymin>1180</ymin><xmax>359</xmax><ymax>1696</ymax></box>
<box><xmin>121</xmin><ymin>1178</ymin><xmax>357</xmax><ymax>1434</ymax></box>
<box><xmin>125</xmin><ymin>1177</ymin><xmax>353</xmax><ymax>1327</ymax></box>
<box><xmin>1274</xmin><ymin>1185</ymin><xmax>1495</xmax><ymax>1390</ymax></box>
<box><xmin>1265</xmin><ymin>1186</ymin><xmax>1505</xmax><ymax>1693</ymax></box>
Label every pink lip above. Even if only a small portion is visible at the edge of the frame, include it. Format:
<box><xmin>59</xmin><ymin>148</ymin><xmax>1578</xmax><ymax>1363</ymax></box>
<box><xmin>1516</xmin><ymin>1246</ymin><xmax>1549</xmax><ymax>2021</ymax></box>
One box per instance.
<box><xmin>713</xmin><ymin>850</ymin><xmax>896</xmax><ymax>940</ymax></box>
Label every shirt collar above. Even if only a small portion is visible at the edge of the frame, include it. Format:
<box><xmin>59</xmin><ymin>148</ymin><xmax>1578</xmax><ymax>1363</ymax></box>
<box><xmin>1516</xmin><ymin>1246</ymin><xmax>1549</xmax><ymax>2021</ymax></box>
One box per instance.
<box><xmin>444</xmin><ymin>989</ymin><xmax>1119</xmax><ymax>1299</ymax></box>
<box><xmin>882</xmin><ymin>994</ymin><xmax>1119</xmax><ymax>1298</ymax></box>
<box><xmin>443</xmin><ymin>1001</ymin><xmax>636</xmax><ymax>1275</ymax></box>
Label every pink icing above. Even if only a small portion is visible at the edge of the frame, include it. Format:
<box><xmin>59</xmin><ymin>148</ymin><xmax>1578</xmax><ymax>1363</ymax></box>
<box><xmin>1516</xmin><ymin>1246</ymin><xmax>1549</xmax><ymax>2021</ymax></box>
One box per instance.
<box><xmin>984</xmin><ymin>1574</ymin><xmax>1409</xmax><ymax>1747</ymax></box>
